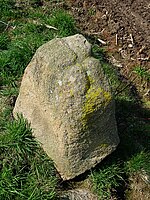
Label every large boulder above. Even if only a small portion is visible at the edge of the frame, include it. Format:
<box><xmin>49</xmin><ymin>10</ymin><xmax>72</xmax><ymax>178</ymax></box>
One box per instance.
<box><xmin>13</xmin><ymin>34</ymin><xmax>119</xmax><ymax>180</ymax></box>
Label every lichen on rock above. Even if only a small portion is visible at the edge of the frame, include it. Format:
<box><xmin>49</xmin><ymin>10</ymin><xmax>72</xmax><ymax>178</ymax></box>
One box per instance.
<box><xmin>82</xmin><ymin>85</ymin><xmax>112</xmax><ymax>127</ymax></box>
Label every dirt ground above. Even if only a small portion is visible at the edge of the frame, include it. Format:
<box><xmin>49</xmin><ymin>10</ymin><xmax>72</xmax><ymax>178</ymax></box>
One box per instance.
<box><xmin>126</xmin><ymin>173</ymin><xmax>150</xmax><ymax>200</ymax></box>
<box><xmin>65</xmin><ymin>0</ymin><xmax>150</xmax><ymax>101</ymax></box>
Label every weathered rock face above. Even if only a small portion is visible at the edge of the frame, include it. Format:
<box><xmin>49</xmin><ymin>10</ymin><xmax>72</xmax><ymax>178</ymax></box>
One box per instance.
<box><xmin>13</xmin><ymin>34</ymin><xmax>119</xmax><ymax>180</ymax></box>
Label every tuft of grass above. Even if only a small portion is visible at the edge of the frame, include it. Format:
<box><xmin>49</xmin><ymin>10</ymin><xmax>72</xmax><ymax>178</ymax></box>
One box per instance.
<box><xmin>0</xmin><ymin>115</ymin><xmax>57</xmax><ymax>200</ymax></box>
<box><xmin>125</xmin><ymin>151</ymin><xmax>150</xmax><ymax>175</ymax></box>
<box><xmin>0</xmin><ymin>40</ymin><xmax>33</xmax><ymax>86</ymax></box>
<box><xmin>0</xmin><ymin>33</ymin><xmax>11</xmax><ymax>50</ymax></box>
<box><xmin>133</xmin><ymin>66</ymin><xmax>150</xmax><ymax>81</ymax></box>
<box><xmin>90</xmin><ymin>164</ymin><xmax>124</xmax><ymax>199</ymax></box>
<box><xmin>0</xmin><ymin>100</ymin><xmax>12</xmax><ymax>133</ymax></box>
<box><xmin>0</xmin><ymin>85</ymin><xmax>18</xmax><ymax>98</ymax></box>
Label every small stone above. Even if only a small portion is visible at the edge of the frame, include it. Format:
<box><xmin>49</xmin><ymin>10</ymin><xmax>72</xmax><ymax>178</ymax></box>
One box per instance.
<box><xmin>59</xmin><ymin>189</ymin><xmax>99</xmax><ymax>200</ymax></box>
<box><xmin>128</xmin><ymin>44</ymin><xmax>133</xmax><ymax>48</ymax></box>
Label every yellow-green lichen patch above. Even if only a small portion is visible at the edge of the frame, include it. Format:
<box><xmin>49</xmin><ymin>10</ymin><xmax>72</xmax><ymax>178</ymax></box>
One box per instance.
<box><xmin>70</xmin><ymin>89</ymin><xmax>74</xmax><ymax>97</ymax></box>
<box><xmin>99</xmin><ymin>143</ymin><xmax>109</xmax><ymax>148</ymax></box>
<box><xmin>81</xmin><ymin>85</ymin><xmax>112</xmax><ymax>127</ymax></box>
<box><xmin>84</xmin><ymin>74</ymin><xmax>95</xmax><ymax>93</ymax></box>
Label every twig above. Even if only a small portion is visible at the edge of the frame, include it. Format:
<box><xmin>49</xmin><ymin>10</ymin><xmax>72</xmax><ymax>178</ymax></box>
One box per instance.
<box><xmin>101</xmin><ymin>10</ymin><xmax>108</xmax><ymax>19</ymax></box>
<box><xmin>137</xmin><ymin>57</ymin><xmax>149</xmax><ymax>61</ymax></box>
<box><xmin>116</xmin><ymin>34</ymin><xmax>118</xmax><ymax>46</ymax></box>
<box><xmin>109</xmin><ymin>56</ymin><xmax>123</xmax><ymax>68</ymax></box>
<box><xmin>130</xmin><ymin>33</ymin><xmax>134</xmax><ymax>44</ymax></box>
<box><xmin>44</xmin><ymin>24</ymin><xmax>58</xmax><ymax>30</ymax></box>
<box><xmin>89</xmin><ymin>32</ymin><xmax>102</xmax><ymax>35</ymax></box>
<box><xmin>115</xmin><ymin>75</ymin><xmax>138</xmax><ymax>96</ymax></box>
<box><xmin>137</xmin><ymin>45</ymin><xmax>145</xmax><ymax>55</ymax></box>
<box><xmin>4</xmin><ymin>22</ymin><xmax>10</xmax><ymax>31</ymax></box>
<box><xmin>0</xmin><ymin>20</ymin><xmax>15</xmax><ymax>31</ymax></box>
<box><xmin>143</xmin><ymin>89</ymin><xmax>150</xmax><ymax>97</ymax></box>
<box><xmin>97</xmin><ymin>38</ymin><xmax>106</xmax><ymax>45</ymax></box>
<box><xmin>32</xmin><ymin>20</ymin><xmax>58</xmax><ymax>30</ymax></box>
<box><xmin>84</xmin><ymin>29</ymin><xmax>105</xmax><ymax>36</ymax></box>
<box><xmin>0</xmin><ymin>20</ymin><xmax>8</xmax><ymax>25</ymax></box>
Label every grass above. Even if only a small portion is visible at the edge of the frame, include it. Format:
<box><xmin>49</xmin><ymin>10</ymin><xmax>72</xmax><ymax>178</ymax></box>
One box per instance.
<box><xmin>125</xmin><ymin>151</ymin><xmax>150</xmax><ymax>175</ymax></box>
<box><xmin>133</xmin><ymin>66</ymin><xmax>150</xmax><ymax>81</ymax></box>
<box><xmin>0</xmin><ymin>115</ymin><xmax>57</xmax><ymax>200</ymax></box>
<box><xmin>0</xmin><ymin>33</ymin><xmax>11</xmax><ymax>50</ymax></box>
<box><xmin>0</xmin><ymin>0</ymin><xmax>76</xmax><ymax>199</ymax></box>
<box><xmin>90</xmin><ymin>164</ymin><xmax>124</xmax><ymax>199</ymax></box>
<box><xmin>0</xmin><ymin>1</ymin><xmax>149</xmax><ymax>199</ymax></box>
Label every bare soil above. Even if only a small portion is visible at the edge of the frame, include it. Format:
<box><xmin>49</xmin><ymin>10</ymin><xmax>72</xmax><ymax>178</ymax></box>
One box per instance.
<box><xmin>126</xmin><ymin>173</ymin><xmax>150</xmax><ymax>200</ymax></box>
<box><xmin>65</xmin><ymin>0</ymin><xmax>150</xmax><ymax>100</ymax></box>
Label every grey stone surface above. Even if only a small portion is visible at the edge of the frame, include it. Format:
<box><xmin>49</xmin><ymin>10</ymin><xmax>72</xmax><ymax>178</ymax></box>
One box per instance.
<box><xmin>59</xmin><ymin>189</ymin><xmax>98</xmax><ymax>200</ymax></box>
<box><xmin>13</xmin><ymin>34</ymin><xmax>119</xmax><ymax>180</ymax></box>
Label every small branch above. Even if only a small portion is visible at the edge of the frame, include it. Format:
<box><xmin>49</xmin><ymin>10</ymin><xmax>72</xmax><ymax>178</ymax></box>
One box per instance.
<box><xmin>115</xmin><ymin>76</ymin><xmax>138</xmax><ymax>96</ymax></box>
<box><xmin>84</xmin><ymin>29</ymin><xmax>105</xmax><ymax>36</ymax></box>
<box><xmin>143</xmin><ymin>89</ymin><xmax>150</xmax><ymax>97</ymax></box>
<box><xmin>129</xmin><ymin>33</ymin><xmax>134</xmax><ymax>44</ymax></box>
<box><xmin>32</xmin><ymin>20</ymin><xmax>58</xmax><ymax>30</ymax></box>
<box><xmin>0</xmin><ymin>20</ymin><xmax>8</xmax><ymax>25</ymax></box>
<box><xmin>97</xmin><ymin>38</ymin><xmax>107</xmax><ymax>45</ymax></box>
<box><xmin>137</xmin><ymin>45</ymin><xmax>145</xmax><ymax>55</ymax></box>
<box><xmin>44</xmin><ymin>24</ymin><xmax>58</xmax><ymax>30</ymax></box>
<box><xmin>109</xmin><ymin>56</ymin><xmax>123</xmax><ymax>68</ymax></box>
<box><xmin>0</xmin><ymin>20</ymin><xmax>15</xmax><ymax>31</ymax></box>
<box><xmin>137</xmin><ymin>57</ymin><xmax>149</xmax><ymax>61</ymax></box>
<box><xmin>116</xmin><ymin>34</ymin><xmax>118</xmax><ymax>46</ymax></box>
